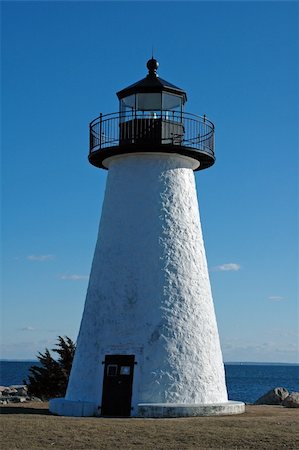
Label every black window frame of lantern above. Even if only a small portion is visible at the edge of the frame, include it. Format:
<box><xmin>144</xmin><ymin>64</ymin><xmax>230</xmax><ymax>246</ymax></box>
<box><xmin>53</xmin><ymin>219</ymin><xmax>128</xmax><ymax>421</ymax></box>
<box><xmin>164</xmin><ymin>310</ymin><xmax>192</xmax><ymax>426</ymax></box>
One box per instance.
<box><xmin>120</xmin><ymin>92</ymin><xmax>184</xmax><ymax>121</ymax></box>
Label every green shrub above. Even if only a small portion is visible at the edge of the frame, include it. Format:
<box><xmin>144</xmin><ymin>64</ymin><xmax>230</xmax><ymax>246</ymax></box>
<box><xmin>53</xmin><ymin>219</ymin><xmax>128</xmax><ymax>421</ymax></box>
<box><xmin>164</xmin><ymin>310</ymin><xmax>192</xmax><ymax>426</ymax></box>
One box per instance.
<box><xmin>26</xmin><ymin>336</ymin><xmax>76</xmax><ymax>400</ymax></box>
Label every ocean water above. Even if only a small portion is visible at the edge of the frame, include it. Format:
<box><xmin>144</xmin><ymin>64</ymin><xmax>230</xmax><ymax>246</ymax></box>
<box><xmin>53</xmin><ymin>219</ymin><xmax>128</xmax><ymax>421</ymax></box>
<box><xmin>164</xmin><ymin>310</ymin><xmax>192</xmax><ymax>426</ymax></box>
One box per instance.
<box><xmin>0</xmin><ymin>361</ymin><xmax>298</xmax><ymax>404</ymax></box>
<box><xmin>224</xmin><ymin>363</ymin><xmax>298</xmax><ymax>403</ymax></box>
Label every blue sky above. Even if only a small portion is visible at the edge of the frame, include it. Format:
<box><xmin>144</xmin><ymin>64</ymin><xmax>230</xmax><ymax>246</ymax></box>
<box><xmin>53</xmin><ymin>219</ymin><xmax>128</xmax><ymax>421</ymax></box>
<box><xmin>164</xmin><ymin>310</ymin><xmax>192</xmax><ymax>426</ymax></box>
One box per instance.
<box><xmin>1</xmin><ymin>1</ymin><xmax>298</xmax><ymax>363</ymax></box>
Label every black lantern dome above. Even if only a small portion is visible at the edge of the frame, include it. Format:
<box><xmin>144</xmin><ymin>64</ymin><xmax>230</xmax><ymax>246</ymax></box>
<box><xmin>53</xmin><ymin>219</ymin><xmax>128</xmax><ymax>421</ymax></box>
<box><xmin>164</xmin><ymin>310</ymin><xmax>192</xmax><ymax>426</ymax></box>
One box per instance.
<box><xmin>117</xmin><ymin>58</ymin><xmax>187</xmax><ymax>116</ymax></box>
<box><xmin>89</xmin><ymin>59</ymin><xmax>215</xmax><ymax>170</ymax></box>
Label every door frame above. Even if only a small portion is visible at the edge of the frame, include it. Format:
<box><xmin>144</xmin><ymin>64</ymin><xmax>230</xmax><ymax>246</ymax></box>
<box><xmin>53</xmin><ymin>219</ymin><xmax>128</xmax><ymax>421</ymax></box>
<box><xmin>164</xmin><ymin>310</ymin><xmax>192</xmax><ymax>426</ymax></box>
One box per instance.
<box><xmin>101</xmin><ymin>354</ymin><xmax>135</xmax><ymax>417</ymax></box>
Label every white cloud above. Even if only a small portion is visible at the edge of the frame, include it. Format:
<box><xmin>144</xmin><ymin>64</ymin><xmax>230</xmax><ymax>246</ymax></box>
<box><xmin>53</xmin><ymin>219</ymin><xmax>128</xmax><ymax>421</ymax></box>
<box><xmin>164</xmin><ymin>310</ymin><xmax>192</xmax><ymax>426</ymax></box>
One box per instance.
<box><xmin>21</xmin><ymin>326</ymin><xmax>36</xmax><ymax>331</ymax></box>
<box><xmin>268</xmin><ymin>296</ymin><xmax>286</xmax><ymax>302</ymax></box>
<box><xmin>60</xmin><ymin>274</ymin><xmax>89</xmax><ymax>281</ymax></box>
<box><xmin>27</xmin><ymin>254</ymin><xmax>55</xmax><ymax>262</ymax></box>
<box><xmin>213</xmin><ymin>263</ymin><xmax>241</xmax><ymax>272</ymax></box>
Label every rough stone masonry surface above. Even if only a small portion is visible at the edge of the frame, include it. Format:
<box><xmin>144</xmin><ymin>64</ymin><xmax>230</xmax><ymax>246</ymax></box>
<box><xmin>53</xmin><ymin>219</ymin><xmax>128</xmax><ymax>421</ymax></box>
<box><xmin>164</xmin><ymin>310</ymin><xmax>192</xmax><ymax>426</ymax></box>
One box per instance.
<box><xmin>50</xmin><ymin>152</ymin><xmax>242</xmax><ymax>417</ymax></box>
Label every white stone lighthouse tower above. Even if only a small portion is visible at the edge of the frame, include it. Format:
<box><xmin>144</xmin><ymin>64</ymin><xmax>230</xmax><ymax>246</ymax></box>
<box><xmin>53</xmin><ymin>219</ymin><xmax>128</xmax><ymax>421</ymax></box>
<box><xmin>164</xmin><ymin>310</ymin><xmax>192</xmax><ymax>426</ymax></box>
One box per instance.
<box><xmin>50</xmin><ymin>59</ymin><xmax>244</xmax><ymax>417</ymax></box>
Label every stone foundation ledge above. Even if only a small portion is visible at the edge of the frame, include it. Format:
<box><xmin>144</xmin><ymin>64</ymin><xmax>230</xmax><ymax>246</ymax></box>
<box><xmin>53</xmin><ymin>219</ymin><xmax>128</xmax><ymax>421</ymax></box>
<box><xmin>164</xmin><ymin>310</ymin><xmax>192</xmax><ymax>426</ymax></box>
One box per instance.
<box><xmin>138</xmin><ymin>401</ymin><xmax>245</xmax><ymax>417</ymax></box>
<box><xmin>49</xmin><ymin>398</ymin><xmax>98</xmax><ymax>417</ymax></box>
<box><xmin>49</xmin><ymin>398</ymin><xmax>245</xmax><ymax>418</ymax></box>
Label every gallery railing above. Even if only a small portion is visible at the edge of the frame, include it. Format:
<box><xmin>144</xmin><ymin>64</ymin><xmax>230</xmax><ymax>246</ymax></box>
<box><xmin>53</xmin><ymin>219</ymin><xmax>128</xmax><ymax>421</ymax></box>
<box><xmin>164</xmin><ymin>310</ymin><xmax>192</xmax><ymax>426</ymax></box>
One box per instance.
<box><xmin>89</xmin><ymin>111</ymin><xmax>215</xmax><ymax>159</ymax></box>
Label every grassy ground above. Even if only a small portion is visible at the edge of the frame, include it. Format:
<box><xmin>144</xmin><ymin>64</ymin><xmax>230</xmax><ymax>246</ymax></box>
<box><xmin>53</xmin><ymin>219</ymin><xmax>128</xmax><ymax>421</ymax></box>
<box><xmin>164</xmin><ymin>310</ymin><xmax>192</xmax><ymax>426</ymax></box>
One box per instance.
<box><xmin>1</xmin><ymin>402</ymin><xmax>299</xmax><ymax>449</ymax></box>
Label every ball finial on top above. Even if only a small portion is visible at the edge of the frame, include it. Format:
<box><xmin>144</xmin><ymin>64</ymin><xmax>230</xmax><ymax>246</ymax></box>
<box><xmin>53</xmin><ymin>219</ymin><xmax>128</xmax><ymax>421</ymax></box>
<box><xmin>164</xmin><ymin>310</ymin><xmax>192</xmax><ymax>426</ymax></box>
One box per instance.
<box><xmin>147</xmin><ymin>57</ymin><xmax>159</xmax><ymax>76</ymax></box>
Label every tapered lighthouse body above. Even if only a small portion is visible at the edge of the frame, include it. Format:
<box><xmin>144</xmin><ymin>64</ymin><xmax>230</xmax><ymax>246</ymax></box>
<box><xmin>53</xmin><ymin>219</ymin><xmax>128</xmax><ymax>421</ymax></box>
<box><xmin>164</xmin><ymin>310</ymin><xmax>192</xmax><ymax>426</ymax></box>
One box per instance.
<box><xmin>50</xmin><ymin>60</ymin><xmax>244</xmax><ymax>417</ymax></box>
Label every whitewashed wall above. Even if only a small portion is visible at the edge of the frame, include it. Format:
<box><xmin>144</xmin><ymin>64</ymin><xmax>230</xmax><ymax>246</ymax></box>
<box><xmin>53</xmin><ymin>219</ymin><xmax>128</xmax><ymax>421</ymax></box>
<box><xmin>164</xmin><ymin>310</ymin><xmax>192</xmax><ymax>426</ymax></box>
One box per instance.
<box><xmin>65</xmin><ymin>153</ymin><xmax>228</xmax><ymax>413</ymax></box>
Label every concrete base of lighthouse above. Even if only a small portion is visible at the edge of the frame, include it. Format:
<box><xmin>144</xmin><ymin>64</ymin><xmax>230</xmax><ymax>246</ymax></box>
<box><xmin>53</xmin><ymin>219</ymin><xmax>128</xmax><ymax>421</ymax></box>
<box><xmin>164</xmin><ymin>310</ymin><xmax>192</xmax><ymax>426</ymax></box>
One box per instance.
<box><xmin>49</xmin><ymin>398</ymin><xmax>98</xmax><ymax>417</ymax></box>
<box><xmin>138</xmin><ymin>401</ymin><xmax>245</xmax><ymax>417</ymax></box>
<box><xmin>49</xmin><ymin>398</ymin><xmax>245</xmax><ymax>417</ymax></box>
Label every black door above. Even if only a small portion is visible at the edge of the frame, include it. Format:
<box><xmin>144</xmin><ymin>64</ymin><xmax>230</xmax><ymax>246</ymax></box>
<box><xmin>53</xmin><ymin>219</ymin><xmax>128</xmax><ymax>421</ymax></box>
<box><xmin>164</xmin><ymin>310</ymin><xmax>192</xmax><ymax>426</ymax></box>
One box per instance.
<box><xmin>101</xmin><ymin>355</ymin><xmax>135</xmax><ymax>417</ymax></box>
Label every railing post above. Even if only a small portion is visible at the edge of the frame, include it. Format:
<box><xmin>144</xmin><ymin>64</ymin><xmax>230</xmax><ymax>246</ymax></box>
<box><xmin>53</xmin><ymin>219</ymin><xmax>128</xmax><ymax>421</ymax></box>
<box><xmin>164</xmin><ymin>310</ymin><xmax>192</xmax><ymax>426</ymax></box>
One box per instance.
<box><xmin>99</xmin><ymin>113</ymin><xmax>103</xmax><ymax>149</ymax></box>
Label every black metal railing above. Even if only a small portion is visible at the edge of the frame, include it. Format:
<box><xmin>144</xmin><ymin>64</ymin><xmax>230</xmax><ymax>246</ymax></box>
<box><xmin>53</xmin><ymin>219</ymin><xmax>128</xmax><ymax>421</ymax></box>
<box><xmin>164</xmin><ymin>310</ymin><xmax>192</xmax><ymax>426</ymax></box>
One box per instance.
<box><xmin>89</xmin><ymin>111</ymin><xmax>214</xmax><ymax>158</ymax></box>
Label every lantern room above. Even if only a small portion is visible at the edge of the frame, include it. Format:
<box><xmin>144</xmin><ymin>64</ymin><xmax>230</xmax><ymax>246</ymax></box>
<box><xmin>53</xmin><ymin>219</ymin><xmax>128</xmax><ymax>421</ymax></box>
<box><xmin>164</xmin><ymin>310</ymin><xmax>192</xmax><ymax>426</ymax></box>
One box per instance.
<box><xmin>117</xmin><ymin>58</ymin><xmax>187</xmax><ymax>119</ymax></box>
<box><xmin>89</xmin><ymin>58</ymin><xmax>215</xmax><ymax>170</ymax></box>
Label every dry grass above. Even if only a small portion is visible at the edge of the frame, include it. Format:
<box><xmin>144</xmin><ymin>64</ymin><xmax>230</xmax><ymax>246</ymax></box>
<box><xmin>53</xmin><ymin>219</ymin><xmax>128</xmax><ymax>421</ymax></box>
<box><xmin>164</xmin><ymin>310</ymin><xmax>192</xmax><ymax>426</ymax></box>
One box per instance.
<box><xmin>1</xmin><ymin>402</ymin><xmax>299</xmax><ymax>449</ymax></box>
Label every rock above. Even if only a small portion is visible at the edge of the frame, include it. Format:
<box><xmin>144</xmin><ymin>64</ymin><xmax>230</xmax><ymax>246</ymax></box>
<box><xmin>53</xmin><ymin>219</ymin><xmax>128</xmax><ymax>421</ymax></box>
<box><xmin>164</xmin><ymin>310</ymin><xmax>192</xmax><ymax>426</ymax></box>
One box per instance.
<box><xmin>1</xmin><ymin>386</ymin><xmax>27</xmax><ymax>395</ymax></box>
<box><xmin>0</xmin><ymin>400</ymin><xmax>8</xmax><ymax>405</ymax></box>
<box><xmin>30</xmin><ymin>396</ymin><xmax>42</xmax><ymax>402</ymax></box>
<box><xmin>254</xmin><ymin>387</ymin><xmax>289</xmax><ymax>405</ymax></box>
<box><xmin>282</xmin><ymin>392</ymin><xmax>299</xmax><ymax>408</ymax></box>
<box><xmin>15</xmin><ymin>387</ymin><xmax>28</xmax><ymax>396</ymax></box>
<box><xmin>9</xmin><ymin>385</ymin><xmax>27</xmax><ymax>395</ymax></box>
<box><xmin>9</xmin><ymin>396</ymin><xmax>27</xmax><ymax>403</ymax></box>
<box><xmin>2</xmin><ymin>387</ymin><xmax>17</xmax><ymax>396</ymax></box>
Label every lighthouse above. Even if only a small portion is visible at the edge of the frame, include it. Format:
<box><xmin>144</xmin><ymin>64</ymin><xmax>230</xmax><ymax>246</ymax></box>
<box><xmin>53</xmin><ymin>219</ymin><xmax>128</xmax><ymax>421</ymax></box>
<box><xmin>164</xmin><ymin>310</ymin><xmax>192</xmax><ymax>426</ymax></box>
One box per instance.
<box><xmin>49</xmin><ymin>59</ymin><xmax>245</xmax><ymax>417</ymax></box>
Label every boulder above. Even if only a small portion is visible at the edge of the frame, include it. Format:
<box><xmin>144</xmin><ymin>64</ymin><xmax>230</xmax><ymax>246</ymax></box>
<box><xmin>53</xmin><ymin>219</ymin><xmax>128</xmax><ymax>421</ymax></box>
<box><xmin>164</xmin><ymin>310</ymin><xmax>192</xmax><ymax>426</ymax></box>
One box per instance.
<box><xmin>282</xmin><ymin>392</ymin><xmax>299</xmax><ymax>408</ymax></box>
<box><xmin>9</xmin><ymin>385</ymin><xmax>27</xmax><ymax>395</ymax></box>
<box><xmin>254</xmin><ymin>387</ymin><xmax>289</xmax><ymax>405</ymax></box>
<box><xmin>15</xmin><ymin>387</ymin><xmax>28</xmax><ymax>396</ymax></box>
<box><xmin>0</xmin><ymin>385</ymin><xmax>28</xmax><ymax>397</ymax></box>
<box><xmin>2</xmin><ymin>387</ymin><xmax>17</xmax><ymax>396</ymax></box>
<box><xmin>9</xmin><ymin>396</ymin><xmax>27</xmax><ymax>403</ymax></box>
<box><xmin>0</xmin><ymin>385</ymin><xmax>44</xmax><ymax>404</ymax></box>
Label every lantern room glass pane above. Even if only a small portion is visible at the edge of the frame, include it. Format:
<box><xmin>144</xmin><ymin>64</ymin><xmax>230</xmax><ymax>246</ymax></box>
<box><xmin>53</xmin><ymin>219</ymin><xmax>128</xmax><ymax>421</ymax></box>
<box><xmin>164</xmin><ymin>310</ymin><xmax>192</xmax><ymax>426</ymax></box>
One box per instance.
<box><xmin>120</xmin><ymin>95</ymin><xmax>135</xmax><ymax>116</ymax></box>
<box><xmin>136</xmin><ymin>93</ymin><xmax>161</xmax><ymax>111</ymax></box>
<box><xmin>121</xmin><ymin>95</ymin><xmax>135</xmax><ymax>108</ymax></box>
<box><xmin>162</xmin><ymin>93</ymin><xmax>183</xmax><ymax>111</ymax></box>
